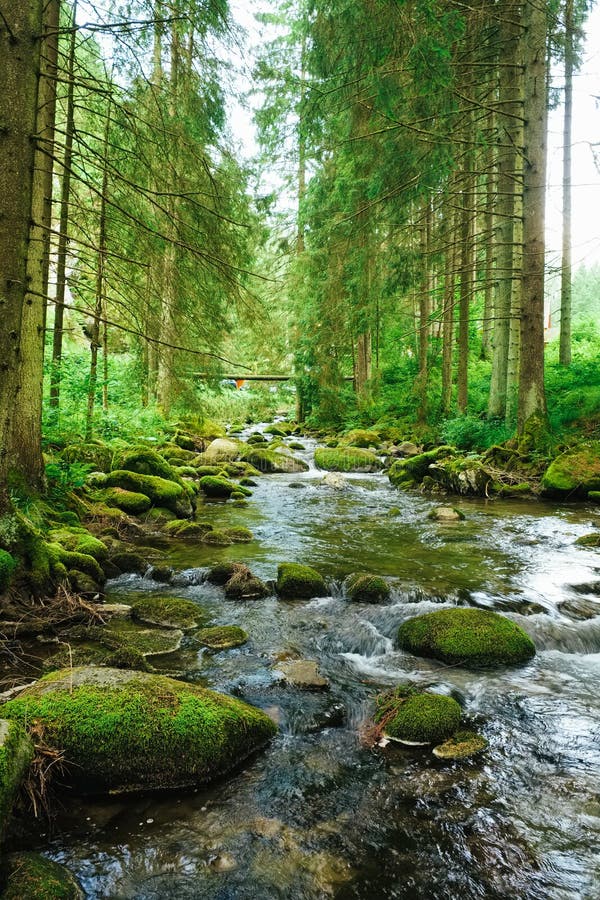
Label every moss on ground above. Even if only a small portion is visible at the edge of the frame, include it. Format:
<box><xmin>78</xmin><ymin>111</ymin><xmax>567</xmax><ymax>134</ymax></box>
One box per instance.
<box><xmin>314</xmin><ymin>447</ymin><xmax>382</xmax><ymax>473</ymax></box>
<box><xmin>398</xmin><ymin>607</ymin><xmax>535</xmax><ymax>667</ymax></box>
<box><xmin>346</xmin><ymin>573</ymin><xmax>390</xmax><ymax>603</ymax></box>
<box><xmin>2</xmin><ymin>852</ymin><xmax>83</xmax><ymax>899</ymax></box>
<box><xmin>0</xmin><ymin>667</ymin><xmax>277</xmax><ymax>793</ymax></box>
<box><xmin>277</xmin><ymin>562</ymin><xmax>326</xmax><ymax>599</ymax></box>
<box><xmin>196</xmin><ymin>625</ymin><xmax>248</xmax><ymax>650</ymax></box>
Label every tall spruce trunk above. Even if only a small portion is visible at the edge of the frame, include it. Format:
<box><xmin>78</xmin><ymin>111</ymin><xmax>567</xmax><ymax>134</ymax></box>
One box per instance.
<box><xmin>559</xmin><ymin>0</ymin><xmax>573</xmax><ymax>366</ymax></box>
<box><xmin>457</xmin><ymin>166</ymin><xmax>474</xmax><ymax>414</ymax></box>
<box><xmin>441</xmin><ymin>208</ymin><xmax>457</xmax><ymax>415</ymax></box>
<box><xmin>517</xmin><ymin>0</ymin><xmax>549</xmax><ymax>440</ymax></box>
<box><xmin>488</xmin><ymin>3</ymin><xmax>520</xmax><ymax>418</ymax></box>
<box><xmin>417</xmin><ymin>197</ymin><xmax>431</xmax><ymax>421</ymax></box>
<box><xmin>0</xmin><ymin>0</ymin><xmax>45</xmax><ymax>507</ymax></box>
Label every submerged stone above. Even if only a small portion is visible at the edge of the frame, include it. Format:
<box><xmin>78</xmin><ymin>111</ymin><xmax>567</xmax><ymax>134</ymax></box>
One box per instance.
<box><xmin>432</xmin><ymin>729</ymin><xmax>488</xmax><ymax>760</ymax></box>
<box><xmin>131</xmin><ymin>596</ymin><xmax>208</xmax><ymax>630</ymax></box>
<box><xmin>0</xmin><ymin>667</ymin><xmax>277</xmax><ymax>794</ymax></box>
<box><xmin>2</xmin><ymin>852</ymin><xmax>83</xmax><ymax>900</ymax></box>
<box><xmin>398</xmin><ymin>607</ymin><xmax>536</xmax><ymax>668</ymax></box>
<box><xmin>276</xmin><ymin>562</ymin><xmax>326</xmax><ymax>599</ymax></box>
<box><xmin>274</xmin><ymin>659</ymin><xmax>329</xmax><ymax>691</ymax></box>
<box><xmin>375</xmin><ymin>686</ymin><xmax>461</xmax><ymax>745</ymax></box>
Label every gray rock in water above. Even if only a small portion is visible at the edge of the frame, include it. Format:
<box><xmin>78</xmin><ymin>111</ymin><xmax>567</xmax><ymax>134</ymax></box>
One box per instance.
<box><xmin>274</xmin><ymin>659</ymin><xmax>330</xmax><ymax>691</ymax></box>
<box><xmin>428</xmin><ymin>506</ymin><xmax>465</xmax><ymax>522</ymax></box>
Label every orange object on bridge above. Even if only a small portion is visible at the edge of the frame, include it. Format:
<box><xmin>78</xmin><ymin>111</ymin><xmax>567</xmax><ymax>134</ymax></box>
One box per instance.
<box><xmin>235</xmin><ymin>379</ymin><xmax>246</xmax><ymax>389</ymax></box>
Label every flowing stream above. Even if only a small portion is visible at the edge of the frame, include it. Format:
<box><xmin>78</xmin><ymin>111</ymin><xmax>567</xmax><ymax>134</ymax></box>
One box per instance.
<box><xmin>11</xmin><ymin>435</ymin><xmax>600</xmax><ymax>898</ymax></box>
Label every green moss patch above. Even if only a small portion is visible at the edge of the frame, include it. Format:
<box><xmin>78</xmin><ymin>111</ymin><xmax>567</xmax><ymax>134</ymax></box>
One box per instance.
<box><xmin>432</xmin><ymin>729</ymin><xmax>488</xmax><ymax>760</ymax></box>
<box><xmin>0</xmin><ymin>667</ymin><xmax>277</xmax><ymax>793</ymax></box>
<box><xmin>277</xmin><ymin>563</ymin><xmax>326</xmax><ymax>599</ymax></box>
<box><xmin>202</xmin><ymin>529</ymin><xmax>234</xmax><ymax>546</ymax></box>
<box><xmin>105</xmin><ymin>471</ymin><xmax>191</xmax><ymax>517</ymax></box>
<box><xmin>199</xmin><ymin>475</ymin><xmax>239</xmax><ymax>498</ymax></box>
<box><xmin>49</xmin><ymin>528</ymin><xmax>108</xmax><ymax>561</ymax></box>
<box><xmin>398</xmin><ymin>607</ymin><xmax>535</xmax><ymax>668</ymax></box>
<box><xmin>375</xmin><ymin>686</ymin><xmax>461</xmax><ymax>745</ymax></box>
<box><xmin>2</xmin><ymin>852</ymin><xmax>83</xmax><ymax>900</ymax></box>
<box><xmin>388</xmin><ymin>446</ymin><xmax>455</xmax><ymax>488</ymax></box>
<box><xmin>165</xmin><ymin>520</ymin><xmax>213</xmax><ymax>538</ymax></box>
<box><xmin>346</xmin><ymin>573</ymin><xmax>390</xmax><ymax>603</ymax></box>
<box><xmin>541</xmin><ymin>443</ymin><xmax>600</xmax><ymax>498</ymax></box>
<box><xmin>0</xmin><ymin>549</ymin><xmax>17</xmax><ymax>592</ymax></box>
<box><xmin>314</xmin><ymin>447</ymin><xmax>382</xmax><ymax>473</ymax></box>
<box><xmin>575</xmin><ymin>533</ymin><xmax>600</xmax><ymax>547</ymax></box>
<box><xmin>224</xmin><ymin>527</ymin><xmax>254</xmax><ymax>543</ymax></box>
<box><xmin>131</xmin><ymin>596</ymin><xmax>208</xmax><ymax>630</ymax></box>
<box><xmin>242</xmin><ymin>448</ymin><xmax>309</xmax><ymax>474</ymax></box>
<box><xmin>196</xmin><ymin>625</ymin><xmax>248</xmax><ymax>650</ymax></box>
<box><xmin>0</xmin><ymin>720</ymin><xmax>34</xmax><ymax>842</ymax></box>
<box><xmin>99</xmin><ymin>487</ymin><xmax>151</xmax><ymax>515</ymax></box>
<box><xmin>62</xmin><ymin>441</ymin><xmax>113</xmax><ymax>473</ymax></box>
<box><xmin>340</xmin><ymin>429</ymin><xmax>380</xmax><ymax>449</ymax></box>
<box><xmin>113</xmin><ymin>447</ymin><xmax>183</xmax><ymax>485</ymax></box>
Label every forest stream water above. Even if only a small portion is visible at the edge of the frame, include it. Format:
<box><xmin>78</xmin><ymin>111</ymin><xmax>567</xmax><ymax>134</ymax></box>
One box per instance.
<box><xmin>9</xmin><ymin>434</ymin><xmax>600</xmax><ymax>899</ymax></box>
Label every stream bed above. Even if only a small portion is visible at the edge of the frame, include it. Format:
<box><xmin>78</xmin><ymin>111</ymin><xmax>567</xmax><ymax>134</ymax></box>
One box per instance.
<box><xmin>10</xmin><ymin>437</ymin><xmax>600</xmax><ymax>898</ymax></box>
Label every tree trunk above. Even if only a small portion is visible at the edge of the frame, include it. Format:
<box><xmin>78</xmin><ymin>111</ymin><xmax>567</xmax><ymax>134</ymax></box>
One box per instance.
<box><xmin>517</xmin><ymin>0</ymin><xmax>549</xmax><ymax>440</ymax></box>
<box><xmin>417</xmin><ymin>197</ymin><xmax>431</xmax><ymax>421</ymax></box>
<box><xmin>18</xmin><ymin>0</ymin><xmax>60</xmax><ymax>487</ymax></box>
<box><xmin>441</xmin><ymin>209</ymin><xmax>457</xmax><ymax>415</ymax></box>
<box><xmin>488</xmin><ymin>2</ymin><xmax>520</xmax><ymax>418</ymax></box>
<box><xmin>50</xmin><ymin>0</ymin><xmax>77</xmax><ymax>411</ymax></box>
<box><xmin>559</xmin><ymin>0</ymin><xmax>573</xmax><ymax>366</ymax></box>
<box><xmin>457</xmin><ymin>168</ymin><xmax>474</xmax><ymax>414</ymax></box>
<box><xmin>0</xmin><ymin>0</ymin><xmax>45</xmax><ymax>507</ymax></box>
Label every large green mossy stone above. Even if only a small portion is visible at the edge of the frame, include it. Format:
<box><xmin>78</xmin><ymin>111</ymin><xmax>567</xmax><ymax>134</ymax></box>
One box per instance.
<box><xmin>340</xmin><ymin>429</ymin><xmax>381</xmax><ymax>449</ymax></box>
<box><xmin>375</xmin><ymin>687</ymin><xmax>461</xmax><ymax>745</ymax></box>
<box><xmin>0</xmin><ymin>719</ymin><xmax>34</xmax><ymax>843</ymax></box>
<box><xmin>541</xmin><ymin>443</ymin><xmax>600</xmax><ymax>498</ymax></box>
<box><xmin>100</xmin><ymin>487</ymin><xmax>152</xmax><ymax>515</ymax></box>
<box><xmin>112</xmin><ymin>447</ymin><xmax>183</xmax><ymax>485</ymax></box>
<box><xmin>398</xmin><ymin>608</ymin><xmax>535</xmax><ymax>668</ymax></box>
<box><xmin>2</xmin><ymin>852</ymin><xmax>83</xmax><ymax>899</ymax></box>
<box><xmin>314</xmin><ymin>447</ymin><xmax>382</xmax><ymax>473</ymax></box>
<box><xmin>199</xmin><ymin>475</ymin><xmax>239</xmax><ymax>498</ymax></box>
<box><xmin>105</xmin><ymin>471</ymin><xmax>192</xmax><ymax>517</ymax></box>
<box><xmin>276</xmin><ymin>562</ymin><xmax>326</xmax><ymax>599</ymax></box>
<box><xmin>0</xmin><ymin>668</ymin><xmax>276</xmax><ymax>794</ymax></box>
<box><xmin>388</xmin><ymin>446</ymin><xmax>455</xmax><ymax>488</ymax></box>
<box><xmin>346</xmin><ymin>573</ymin><xmax>390</xmax><ymax>603</ymax></box>
<box><xmin>242</xmin><ymin>448</ymin><xmax>309</xmax><ymax>474</ymax></box>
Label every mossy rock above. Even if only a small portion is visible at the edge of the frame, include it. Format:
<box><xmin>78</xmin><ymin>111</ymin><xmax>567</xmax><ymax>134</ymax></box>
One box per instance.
<box><xmin>426</xmin><ymin>458</ymin><xmax>494</xmax><ymax>497</ymax></box>
<box><xmin>62</xmin><ymin>441</ymin><xmax>113</xmax><ymax>473</ymax></box>
<box><xmin>196</xmin><ymin>625</ymin><xmax>248</xmax><ymax>650</ymax></box>
<box><xmin>0</xmin><ymin>667</ymin><xmax>277</xmax><ymax>793</ymax></box>
<box><xmin>159</xmin><ymin>445</ymin><xmax>197</xmax><ymax>462</ymax></box>
<box><xmin>51</xmin><ymin>546</ymin><xmax>104</xmax><ymax>584</ymax></box>
<box><xmin>432</xmin><ymin>729</ymin><xmax>488</xmax><ymax>760</ymax></box>
<box><xmin>277</xmin><ymin>563</ymin><xmax>326</xmax><ymax>599</ymax></box>
<box><xmin>105</xmin><ymin>471</ymin><xmax>192</xmax><ymax>518</ymax></box>
<box><xmin>375</xmin><ymin>686</ymin><xmax>461</xmax><ymax>745</ymax></box>
<box><xmin>388</xmin><ymin>446</ymin><xmax>456</xmax><ymax>488</ymax></box>
<box><xmin>112</xmin><ymin>447</ymin><xmax>183</xmax><ymax>486</ymax></box>
<box><xmin>2</xmin><ymin>852</ymin><xmax>83</xmax><ymax>900</ymax></box>
<box><xmin>202</xmin><ymin>530</ymin><xmax>234</xmax><ymax>546</ymax></box>
<box><xmin>49</xmin><ymin>528</ymin><xmax>108</xmax><ymax>561</ymax></box>
<box><xmin>145</xmin><ymin>507</ymin><xmax>177</xmax><ymax>524</ymax></box>
<box><xmin>428</xmin><ymin>506</ymin><xmax>465</xmax><ymax>522</ymax></box>
<box><xmin>541</xmin><ymin>443</ymin><xmax>600</xmax><ymax>498</ymax></box>
<box><xmin>314</xmin><ymin>447</ymin><xmax>382</xmax><ymax>473</ymax></box>
<box><xmin>242</xmin><ymin>448</ymin><xmax>309</xmax><ymax>474</ymax></box>
<box><xmin>194</xmin><ymin>465</ymin><xmax>223</xmax><ymax>476</ymax></box>
<box><xmin>224</xmin><ymin>568</ymin><xmax>270</xmax><ymax>600</ymax></box>
<box><xmin>346</xmin><ymin>573</ymin><xmax>390</xmax><ymax>603</ymax></box>
<box><xmin>239</xmin><ymin>477</ymin><xmax>258</xmax><ymax>487</ymax></box>
<box><xmin>0</xmin><ymin>550</ymin><xmax>17</xmax><ymax>593</ymax></box>
<box><xmin>108</xmin><ymin>551</ymin><xmax>147</xmax><ymax>575</ymax></box>
<box><xmin>0</xmin><ymin>720</ymin><xmax>34</xmax><ymax>843</ymax></box>
<box><xmin>67</xmin><ymin>569</ymin><xmax>102</xmax><ymax>595</ymax></box>
<box><xmin>203</xmin><ymin>438</ymin><xmax>241</xmax><ymax>462</ymax></box>
<box><xmin>224</xmin><ymin>527</ymin><xmax>254</xmax><ymax>543</ymax></box>
<box><xmin>588</xmin><ymin>491</ymin><xmax>600</xmax><ymax>502</ymax></box>
<box><xmin>398</xmin><ymin>607</ymin><xmax>536</xmax><ymax>668</ymax></box>
<box><xmin>79</xmin><ymin>619</ymin><xmax>184</xmax><ymax>657</ymax></box>
<box><xmin>199</xmin><ymin>475</ymin><xmax>239</xmax><ymax>498</ymax></box>
<box><xmin>340</xmin><ymin>429</ymin><xmax>381</xmax><ymax>449</ymax></box>
<box><xmin>164</xmin><ymin>520</ymin><xmax>213</xmax><ymax>538</ymax></box>
<box><xmin>99</xmin><ymin>487</ymin><xmax>152</xmax><ymax>515</ymax></box>
<box><xmin>247</xmin><ymin>433</ymin><xmax>268</xmax><ymax>445</ymax></box>
<box><xmin>207</xmin><ymin>561</ymin><xmax>243</xmax><ymax>585</ymax></box>
<box><xmin>288</xmin><ymin>442</ymin><xmax>306</xmax><ymax>451</ymax></box>
<box><xmin>575</xmin><ymin>533</ymin><xmax>600</xmax><ymax>548</ymax></box>
<box><xmin>131</xmin><ymin>596</ymin><xmax>208</xmax><ymax>630</ymax></box>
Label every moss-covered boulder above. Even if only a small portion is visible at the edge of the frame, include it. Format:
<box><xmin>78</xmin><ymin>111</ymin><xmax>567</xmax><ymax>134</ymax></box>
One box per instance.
<box><xmin>49</xmin><ymin>528</ymin><xmax>108</xmax><ymax>561</ymax></box>
<box><xmin>375</xmin><ymin>687</ymin><xmax>461</xmax><ymax>745</ymax></box>
<box><xmin>224</xmin><ymin>527</ymin><xmax>254</xmax><ymax>543</ymax></box>
<box><xmin>0</xmin><ymin>667</ymin><xmax>277</xmax><ymax>794</ymax></box>
<box><xmin>206</xmin><ymin>561</ymin><xmax>241</xmax><ymax>585</ymax></box>
<box><xmin>428</xmin><ymin>506</ymin><xmax>465</xmax><ymax>522</ymax></box>
<box><xmin>340</xmin><ymin>429</ymin><xmax>381</xmax><ymax>449</ymax></box>
<box><xmin>575</xmin><ymin>532</ymin><xmax>600</xmax><ymax>548</ymax></box>
<box><xmin>196</xmin><ymin>625</ymin><xmax>248</xmax><ymax>650</ymax></box>
<box><xmin>99</xmin><ymin>487</ymin><xmax>151</xmax><ymax>515</ymax></box>
<box><xmin>131</xmin><ymin>596</ymin><xmax>208</xmax><ymax>630</ymax></box>
<box><xmin>0</xmin><ymin>550</ymin><xmax>17</xmax><ymax>593</ymax></box>
<box><xmin>242</xmin><ymin>448</ymin><xmax>309</xmax><ymax>474</ymax></box>
<box><xmin>432</xmin><ymin>729</ymin><xmax>488</xmax><ymax>760</ymax></box>
<box><xmin>203</xmin><ymin>438</ymin><xmax>241</xmax><ymax>462</ymax></box>
<box><xmin>108</xmin><ymin>550</ymin><xmax>148</xmax><ymax>575</ymax></box>
<box><xmin>388</xmin><ymin>446</ymin><xmax>455</xmax><ymax>488</ymax></box>
<box><xmin>164</xmin><ymin>520</ymin><xmax>213</xmax><ymax>538</ymax></box>
<box><xmin>223</xmin><ymin>566</ymin><xmax>270</xmax><ymax>600</ymax></box>
<box><xmin>426</xmin><ymin>458</ymin><xmax>493</xmax><ymax>496</ymax></box>
<box><xmin>202</xmin><ymin>529</ymin><xmax>234</xmax><ymax>546</ymax></box>
<box><xmin>541</xmin><ymin>443</ymin><xmax>600</xmax><ymax>498</ymax></box>
<box><xmin>105</xmin><ymin>471</ymin><xmax>192</xmax><ymax>518</ymax></box>
<box><xmin>277</xmin><ymin>563</ymin><xmax>326</xmax><ymax>599</ymax></box>
<box><xmin>0</xmin><ymin>719</ymin><xmax>34</xmax><ymax>842</ymax></box>
<box><xmin>346</xmin><ymin>573</ymin><xmax>390</xmax><ymax>603</ymax></box>
<box><xmin>62</xmin><ymin>440</ymin><xmax>113</xmax><ymax>473</ymax></box>
<box><xmin>314</xmin><ymin>447</ymin><xmax>382</xmax><ymax>473</ymax></box>
<box><xmin>112</xmin><ymin>447</ymin><xmax>183</xmax><ymax>485</ymax></box>
<box><xmin>398</xmin><ymin>607</ymin><xmax>535</xmax><ymax>668</ymax></box>
<box><xmin>2</xmin><ymin>853</ymin><xmax>83</xmax><ymax>900</ymax></box>
<box><xmin>199</xmin><ymin>475</ymin><xmax>239</xmax><ymax>498</ymax></box>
